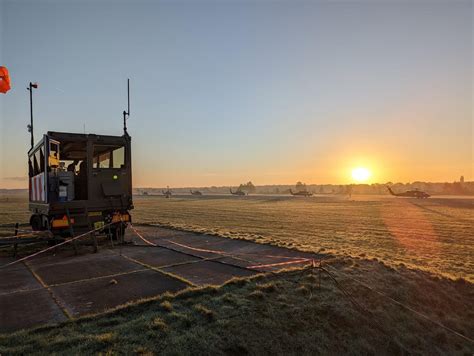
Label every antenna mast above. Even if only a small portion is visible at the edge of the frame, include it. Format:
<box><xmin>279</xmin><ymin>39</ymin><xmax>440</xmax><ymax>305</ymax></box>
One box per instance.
<box><xmin>123</xmin><ymin>78</ymin><xmax>130</xmax><ymax>136</ymax></box>
<box><xmin>27</xmin><ymin>82</ymin><xmax>38</xmax><ymax>148</ymax></box>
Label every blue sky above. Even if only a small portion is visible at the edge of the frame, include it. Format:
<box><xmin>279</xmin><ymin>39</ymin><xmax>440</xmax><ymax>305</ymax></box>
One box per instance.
<box><xmin>0</xmin><ymin>0</ymin><xmax>472</xmax><ymax>188</ymax></box>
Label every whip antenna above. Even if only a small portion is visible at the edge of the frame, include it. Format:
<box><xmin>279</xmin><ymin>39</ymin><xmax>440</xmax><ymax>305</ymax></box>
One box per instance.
<box><xmin>123</xmin><ymin>78</ymin><xmax>130</xmax><ymax>135</ymax></box>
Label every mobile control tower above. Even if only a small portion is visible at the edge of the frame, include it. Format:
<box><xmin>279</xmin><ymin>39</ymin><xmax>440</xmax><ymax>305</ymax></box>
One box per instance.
<box><xmin>27</xmin><ymin>80</ymin><xmax>133</xmax><ymax>240</ymax></box>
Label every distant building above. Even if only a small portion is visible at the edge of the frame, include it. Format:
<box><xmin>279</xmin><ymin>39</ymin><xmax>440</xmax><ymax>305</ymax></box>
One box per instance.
<box><xmin>460</xmin><ymin>176</ymin><xmax>465</xmax><ymax>183</ymax></box>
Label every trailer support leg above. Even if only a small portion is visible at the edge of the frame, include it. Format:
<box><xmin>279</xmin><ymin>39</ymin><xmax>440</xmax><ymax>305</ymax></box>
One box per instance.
<box><xmin>108</xmin><ymin>224</ymin><xmax>114</xmax><ymax>249</ymax></box>
<box><xmin>66</xmin><ymin>208</ymin><xmax>78</xmax><ymax>255</ymax></box>
<box><xmin>13</xmin><ymin>222</ymin><xmax>19</xmax><ymax>257</ymax></box>
<box><xmin>85</xmin><ymin>206</ymin><xmax>98</xmax><ymax>253</ymax></box>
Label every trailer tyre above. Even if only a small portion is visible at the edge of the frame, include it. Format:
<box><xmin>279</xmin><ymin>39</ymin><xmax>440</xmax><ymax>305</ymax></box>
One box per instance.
<box><xmin>31</xmin><ymin>215</ymin><xmax>43</xmax><ymax>231</ymax></box>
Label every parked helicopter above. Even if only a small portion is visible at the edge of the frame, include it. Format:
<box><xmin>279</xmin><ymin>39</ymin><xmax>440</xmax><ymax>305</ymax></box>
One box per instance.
<box><xmin>190</xmin><ymin>190</ymin><xmax>203</xmax><ymax>196</ymax></box>
<box><xmin>162</xmin><ymin>186</ymin><xmax>172</xmax><ymax>198</ymax></box>
<box><xmin>230</xmin><ymin>188</ymin><xmax>246</xmax><ymax>196</ymax></box>
<box><xmin>386</xmin><ymin>186</ymin><xmax>430</xmax><ymax>199</ymax></box>
<box><xmin>289</xmin><ymin>189</ymin><xmax>313</xmax><ymax>197</ymax></box>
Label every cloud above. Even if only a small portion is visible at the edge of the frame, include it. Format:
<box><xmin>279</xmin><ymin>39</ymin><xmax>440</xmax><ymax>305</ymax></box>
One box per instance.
<box><xmin>3</xmin><ymin>176</ymin><xmax>28</xmax><ymax>181</ymax></box>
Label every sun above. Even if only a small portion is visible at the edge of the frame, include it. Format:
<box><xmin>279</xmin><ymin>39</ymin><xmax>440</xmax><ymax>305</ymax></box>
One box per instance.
<box><xmin>351</xmin><ymin>167</ymin><xmax>371</xmax><ymax>182</ymax></box>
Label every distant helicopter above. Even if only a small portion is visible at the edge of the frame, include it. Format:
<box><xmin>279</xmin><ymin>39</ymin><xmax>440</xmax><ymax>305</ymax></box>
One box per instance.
<box><xmin>230</xmin><ymin>188</ymin><xmax>246</xmax><ymax>196</ymax></box>
<box><xmin>162</xmin><ymin>186</ymin><xmax>172</xmax><ymax>198</ymax></box>
<box><xmin>386</xmin><ymin>186</ymin><xmax>430</xmax><ymax>199</ymax></box>
<box><xmin>289</xmin><ymin>189</ymin><xmax>313</xmax><ymax>197</ymax></box>
<box><xmin>190</xmin><ymin>190</ymin><xmax>203</xmax><ymax>196</ymax></box>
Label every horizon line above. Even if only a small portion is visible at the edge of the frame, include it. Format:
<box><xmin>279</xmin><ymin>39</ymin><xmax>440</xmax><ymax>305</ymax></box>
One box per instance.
<box><xmin>1</xmin><ymin>180</ymin><xmax>471</xmax><ymax>191</ymax></box>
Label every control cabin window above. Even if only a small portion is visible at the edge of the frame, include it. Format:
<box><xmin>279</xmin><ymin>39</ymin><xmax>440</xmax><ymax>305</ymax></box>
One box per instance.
<box><xmin>51</xmin><ymin>139</ymin><xmax>88</xmax><ymax>201</ymax></box>
<box><xmin>49</xmin><ymin>141</ymin><xmax>60</xmax><ymax>168</ymax></box>
<box><xmin>29</xmin><ymin>147</ymin><xmax>45</xmax><ymax>177</ymax></box>
<box><xmin>93</xmin><ymin>145</ymin><xmax>125</xmax><ymax>169</ymax></box>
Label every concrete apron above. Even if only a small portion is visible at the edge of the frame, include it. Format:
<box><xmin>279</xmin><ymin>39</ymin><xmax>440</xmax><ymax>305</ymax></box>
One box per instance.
<box><xmin>0</xmin><ymin>226</ymin><xmax>322</xmax><ymax>333</ymax></box>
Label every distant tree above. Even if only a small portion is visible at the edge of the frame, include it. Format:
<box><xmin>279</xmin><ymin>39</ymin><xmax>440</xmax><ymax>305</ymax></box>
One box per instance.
<box><xmin>452</xmin><ymin>182</ymin><xmax>465</xmax><ymax>195</ymax></box>
<box><xmin>346</xmin><ymin>184</ymin><xmax>353</xmax><ymax>197</ymax></box>
<box><xmin>319</xmin><ymin>186</ymin><xmax>324</xmax><ymax>194</ymax></box>
<box><xmin>248</xmin><ymin>181</ymin><xmax>256</xmax><ymax>192</ymax></box>
<box><xmin>296</xmin><ymin>181</ymin><xmax>306</xmax><ymax>192</ymax></box>
<box><xmin>442</xmin><ymin>183</ymin><xmax>451</xmax><ymax>194</ymax></box>
<box><xmin>239</xmin><ymin>181</ymin><xmax>256</xmax><ymax>193</ymax></box>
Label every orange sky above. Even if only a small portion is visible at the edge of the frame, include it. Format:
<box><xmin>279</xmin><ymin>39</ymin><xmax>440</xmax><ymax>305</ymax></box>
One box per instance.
<box><xmin>1</xmin><ymin>1</ymin><xmax>472</xmax><ymax>189</ymax></box>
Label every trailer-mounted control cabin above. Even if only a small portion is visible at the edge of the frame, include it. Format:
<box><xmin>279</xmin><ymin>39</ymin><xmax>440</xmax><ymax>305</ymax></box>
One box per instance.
<box><xmin>28</xmin><ymin>131</ymin><xmax>133</xmax><ymax>237</ymax></box>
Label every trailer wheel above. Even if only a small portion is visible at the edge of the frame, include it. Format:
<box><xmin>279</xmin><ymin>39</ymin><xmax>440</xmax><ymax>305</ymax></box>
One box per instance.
<box><xmin>31</xmin><ymin>215</ymin><xmax>43</xmax><ymax>231</ymax></box>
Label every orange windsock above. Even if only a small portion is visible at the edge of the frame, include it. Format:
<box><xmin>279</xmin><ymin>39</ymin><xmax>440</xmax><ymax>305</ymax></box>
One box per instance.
<box><xmin>0</xmin><ymin>66</ymin><xmax>11</xmax><ymax>94</ymax></box>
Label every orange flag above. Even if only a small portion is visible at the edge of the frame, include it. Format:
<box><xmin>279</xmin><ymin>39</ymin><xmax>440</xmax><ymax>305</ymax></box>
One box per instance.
<box><xmin>0</xmin><ymin>66</ymin><xmax>11</xmax><ymax>94</ymax></box>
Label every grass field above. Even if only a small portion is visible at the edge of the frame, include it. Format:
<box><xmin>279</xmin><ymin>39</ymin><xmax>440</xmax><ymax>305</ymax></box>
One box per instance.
<box><xmin>131</xmin><ymin>194</ymin><xmax>474</xmax><ymax>282</ymax></box>
<box><xmin>1</xmin><ymin>193</ymin><xmax>473</xmax><ymax>281</ymax></box>
<box><xmin>1</xmin><ymin>192</ymin><xmax>473</xmax><ymax>354</ymax></box>
<box><xmin>1</xmin><ymin>259</ymin><xmax>473</xmax><ymax>355</ymax></box>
